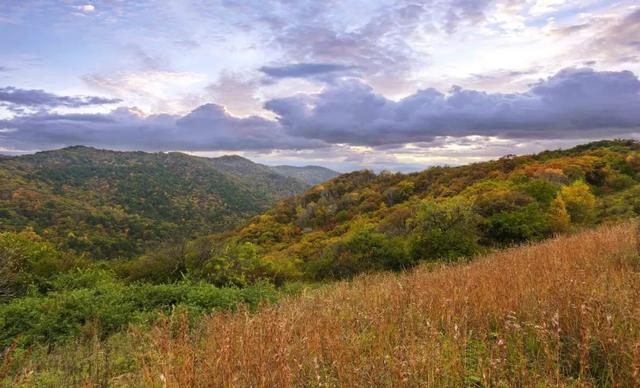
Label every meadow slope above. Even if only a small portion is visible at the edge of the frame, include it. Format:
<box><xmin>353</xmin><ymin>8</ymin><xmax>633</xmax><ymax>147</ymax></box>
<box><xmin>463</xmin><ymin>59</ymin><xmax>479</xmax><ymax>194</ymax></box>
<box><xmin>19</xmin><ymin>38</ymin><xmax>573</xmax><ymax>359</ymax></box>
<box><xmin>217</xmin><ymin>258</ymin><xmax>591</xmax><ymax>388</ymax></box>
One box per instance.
<box><xmin>6</xmin><ymin>222</ymin><xmax>638</xmax><ymax>386</ymax></box>
<box><xmin>139</xmin><ymin>222</ymin><xmax>640</xmax><ymax>387</ymax></box>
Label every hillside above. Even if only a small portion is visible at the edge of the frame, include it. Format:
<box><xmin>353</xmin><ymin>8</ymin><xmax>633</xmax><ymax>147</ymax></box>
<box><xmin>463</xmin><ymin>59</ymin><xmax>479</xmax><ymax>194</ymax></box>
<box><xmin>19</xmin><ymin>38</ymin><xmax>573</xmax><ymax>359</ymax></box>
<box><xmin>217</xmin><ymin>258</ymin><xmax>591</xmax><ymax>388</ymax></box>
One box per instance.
<box><xmin>4</xmin><ymin>222</ymin><xmax>639</xmax><ymax>386</ymax></box>
<box><xmin>206</xmin><ymin>155</ymin><xmax>309</xmax><ymax>201</ymax></box>
<box><xmin>140</xmin><ymin>223</ymin><xmax>640</xmax><ymax>387</ymax></box>
<box><xmin>270</xmin><ymin>164</ymin><xmax>340</xmax><ymax>185</ymax></box>
<box><xmin>0</xmin><ymin>146</ymin><xmax>316</xmax><ymax>259</ymax></box>
<box><xmin>212</xmin><ymin>139</ymin><xmax>640</xmax><ymax>281</ymax></box>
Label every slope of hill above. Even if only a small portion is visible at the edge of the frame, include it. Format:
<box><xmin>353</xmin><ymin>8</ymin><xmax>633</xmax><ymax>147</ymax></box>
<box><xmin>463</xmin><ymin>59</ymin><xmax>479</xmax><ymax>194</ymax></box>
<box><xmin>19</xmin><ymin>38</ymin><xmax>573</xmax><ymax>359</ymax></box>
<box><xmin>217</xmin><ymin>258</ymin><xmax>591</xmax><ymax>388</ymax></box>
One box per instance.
<box><xmin>211</xmin><ymin>139</ymin><xmax>640</xmax><ymax>281</ymax></box>
<box><xmin>0</xmin><ymin>146</ymin><xmax>315</xmax><ymax>259</ymax></box>
<box><xmin>269</xmin><ymin>164</ymin><xmax>340</xmax><ymax>185</ymax></box>
<box><xmin>143</xmin><ymin>223</ymin><xmax>640</xmax><ymax>387</ymax></box>
<box><xmin>207</xmin><ymin>155</ymin><xmax>309</xmax><ymax>200</ymax></box>
<box><xmin>4</xmin><ymin>222</ymin><xmax>638</xmax><ymax>386</ymax></box>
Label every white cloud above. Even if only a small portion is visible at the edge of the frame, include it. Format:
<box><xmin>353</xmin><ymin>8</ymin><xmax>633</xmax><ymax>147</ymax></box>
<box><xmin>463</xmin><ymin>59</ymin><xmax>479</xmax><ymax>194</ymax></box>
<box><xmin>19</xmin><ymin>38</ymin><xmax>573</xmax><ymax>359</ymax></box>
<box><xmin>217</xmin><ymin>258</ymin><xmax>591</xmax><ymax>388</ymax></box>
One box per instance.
<box><xmin>83</xmin><ymin>71</ymin><xmax>207</xmax><ymax>114</ymax></box>
<box><xmin>75</xmin><ymin>4</ymin><xmax>95</xmax><ymax>14</ymax></box>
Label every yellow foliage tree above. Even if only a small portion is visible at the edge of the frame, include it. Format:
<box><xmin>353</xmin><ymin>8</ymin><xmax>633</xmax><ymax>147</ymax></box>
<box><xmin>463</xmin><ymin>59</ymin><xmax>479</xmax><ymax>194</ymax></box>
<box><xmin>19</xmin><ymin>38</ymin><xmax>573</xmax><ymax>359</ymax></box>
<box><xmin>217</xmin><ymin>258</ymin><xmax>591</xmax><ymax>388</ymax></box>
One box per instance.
<box><xmin>560</xmin><ymin>181</ymin><xmax>596</xmax><ymax>224</ymax></box>
<box><xmin>548</xmin><ymin>196</ymin><xmax>571</xmax><ymax>233</ymax></box>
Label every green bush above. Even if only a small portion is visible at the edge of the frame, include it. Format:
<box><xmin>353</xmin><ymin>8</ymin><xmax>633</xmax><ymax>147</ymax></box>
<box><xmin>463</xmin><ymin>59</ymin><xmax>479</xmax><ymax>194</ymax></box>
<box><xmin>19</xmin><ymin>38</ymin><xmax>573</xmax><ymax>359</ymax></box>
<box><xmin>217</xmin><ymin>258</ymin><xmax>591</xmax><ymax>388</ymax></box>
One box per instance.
<box><xmin>518</xmin><ymin>179</ymin><xmax>560</xmax><ymax>207</ymax></box>
<box><xmin>0</xmin><ymin>269</ymin><xmax>278</xmax><ymax>349</ymax></box>
<box><xmin>308</xmin><ymin>227</ymin><xmax>410</xmax><ymax>279</ymax></box>
<box><xmin>484</xmin><ymin>203</ymin><xmax>551</xmax><ymax>245</ymax></box>
<box><xmin>408</xmin><ymin>199</ymin><xmax>481</xmax><ymax>262</ymax></box>
<box><xmin>0</xmin><ymin>231</ymin><xmax>87</xmax><ymax>300</ymax></box>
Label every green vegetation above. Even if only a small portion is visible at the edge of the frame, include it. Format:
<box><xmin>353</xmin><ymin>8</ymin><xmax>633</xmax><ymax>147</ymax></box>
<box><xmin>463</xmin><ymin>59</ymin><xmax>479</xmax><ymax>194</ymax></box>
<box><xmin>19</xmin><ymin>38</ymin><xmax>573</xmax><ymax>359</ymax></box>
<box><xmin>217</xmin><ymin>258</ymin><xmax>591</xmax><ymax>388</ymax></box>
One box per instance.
<box><xmin>203</xmin><ymin>139</ymin><xmax>640</xmax><ymax>282</ymax></box>
<box><xmin>0</xmin><ymin>146</ymin><xmax>312</xmax><ymax>259</ymax></box>
<box><xmin>0</xmin><ymin>232</ymin><xmax>278</xmax><ymax>348</ymax></box>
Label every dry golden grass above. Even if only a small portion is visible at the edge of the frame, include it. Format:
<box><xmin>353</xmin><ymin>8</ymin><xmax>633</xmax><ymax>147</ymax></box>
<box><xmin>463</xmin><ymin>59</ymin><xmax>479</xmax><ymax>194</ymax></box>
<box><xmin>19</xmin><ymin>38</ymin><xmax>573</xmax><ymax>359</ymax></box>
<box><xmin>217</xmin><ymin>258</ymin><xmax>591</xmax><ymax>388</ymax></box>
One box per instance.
<box><xmin>137</xmin><ymin>222</ymin><xmax>640</xmax><ymax>387</ymax></box>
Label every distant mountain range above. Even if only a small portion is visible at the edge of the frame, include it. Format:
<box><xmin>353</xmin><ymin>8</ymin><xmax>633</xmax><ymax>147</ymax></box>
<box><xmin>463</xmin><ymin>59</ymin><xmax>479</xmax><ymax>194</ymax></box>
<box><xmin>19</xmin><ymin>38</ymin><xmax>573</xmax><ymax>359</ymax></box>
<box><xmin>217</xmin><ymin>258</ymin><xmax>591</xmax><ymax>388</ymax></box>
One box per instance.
<box><xmin>206</xmin><ymin>154</ymin><xmax>339</xmax><ymax>188</ymax></box>
<box><xmin>270</xmin><ymin>165</ymin><xmax>341</xmax><ymax>185</ymax></box>
<box><xmin>0</xmin><ymin>146</ymin><xmax>339</xmax><ymax>259</ymax></box>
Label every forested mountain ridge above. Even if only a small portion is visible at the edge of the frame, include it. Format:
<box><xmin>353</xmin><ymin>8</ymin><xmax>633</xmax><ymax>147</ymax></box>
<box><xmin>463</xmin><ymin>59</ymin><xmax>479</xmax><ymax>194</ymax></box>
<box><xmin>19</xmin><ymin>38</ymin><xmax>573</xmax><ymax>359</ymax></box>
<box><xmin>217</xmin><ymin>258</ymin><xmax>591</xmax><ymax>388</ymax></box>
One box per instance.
<box><xmin>0</xmin><ymin>146</ymin><xmax>324</xmax><ymax>259</ymax></box>
<box><xmin>270</xmin><ymin>165</ymin><xmax>340</xmax><ymax>185</ymax></box>
<box><xmin>210</xmin><ymin>139</ymin><xmax>640</xmax><ymax>282</ymax></box>
<box><xmin>206</xmin><ymin>155</ymin><xmax>309</xmax><ymax>200</ymax></box>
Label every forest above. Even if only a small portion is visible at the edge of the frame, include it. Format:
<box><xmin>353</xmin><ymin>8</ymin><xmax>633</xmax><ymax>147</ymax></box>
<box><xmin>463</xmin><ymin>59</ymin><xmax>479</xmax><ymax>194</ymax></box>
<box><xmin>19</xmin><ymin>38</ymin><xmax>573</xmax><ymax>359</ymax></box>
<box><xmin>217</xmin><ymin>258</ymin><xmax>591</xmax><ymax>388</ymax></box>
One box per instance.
<box><xmin>0</xmin><ymin>146</ymin><xmax>334</xmax><ymax>259</ymax></box>
<box><xmin>2</xmin><ymin>139</ymin><xmax>640</xmax><ymax>385</ymax></box>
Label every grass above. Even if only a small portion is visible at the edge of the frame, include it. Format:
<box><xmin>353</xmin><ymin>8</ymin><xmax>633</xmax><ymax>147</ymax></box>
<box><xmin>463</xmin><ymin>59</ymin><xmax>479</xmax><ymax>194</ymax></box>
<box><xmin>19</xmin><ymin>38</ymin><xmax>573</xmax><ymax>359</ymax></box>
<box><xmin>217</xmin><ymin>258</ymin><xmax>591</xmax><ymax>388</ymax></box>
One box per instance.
<box><xmin>3</xmin><ymin>222</ymin><xmax>640</xmax><ymax>387</ymax></box>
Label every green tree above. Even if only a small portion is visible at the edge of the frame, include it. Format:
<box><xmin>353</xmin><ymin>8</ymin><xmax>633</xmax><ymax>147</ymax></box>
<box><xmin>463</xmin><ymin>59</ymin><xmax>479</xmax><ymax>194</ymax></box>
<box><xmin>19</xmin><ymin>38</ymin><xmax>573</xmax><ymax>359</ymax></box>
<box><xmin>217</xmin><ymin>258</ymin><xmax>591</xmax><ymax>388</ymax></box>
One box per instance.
<box><xmin>485</xmin><ymin>203</ymin><xmax>550</xmax><ymax>245</ymax></box>
<box><xmin>202</xmin><ymin>242</ymin><xmax>273</xmax><ymax>286</ymax></box>
<box><xmin>0</xmin><ymin>231</ymin><xmax>85</xmax><ymax>300</ymax></box>
<box><xmin>308</xmin><ymin>227</ymin><xmax>410</xmax><ymax>279</ymax></box>
<box><xmin>408</xmin><ymin>199</ymin><xmax>481</xmax><ymax>262</ymax></box>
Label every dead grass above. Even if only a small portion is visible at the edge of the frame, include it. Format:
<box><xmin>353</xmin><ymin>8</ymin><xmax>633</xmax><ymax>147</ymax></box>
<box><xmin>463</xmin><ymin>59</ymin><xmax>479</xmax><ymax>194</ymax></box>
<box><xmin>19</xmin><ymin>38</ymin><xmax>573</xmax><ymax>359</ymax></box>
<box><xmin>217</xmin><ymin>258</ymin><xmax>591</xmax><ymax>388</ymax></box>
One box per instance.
<box><xmin>138</xmin><ymin>222</ymin><xmax>640</xmax><ymax>387</ymax></box>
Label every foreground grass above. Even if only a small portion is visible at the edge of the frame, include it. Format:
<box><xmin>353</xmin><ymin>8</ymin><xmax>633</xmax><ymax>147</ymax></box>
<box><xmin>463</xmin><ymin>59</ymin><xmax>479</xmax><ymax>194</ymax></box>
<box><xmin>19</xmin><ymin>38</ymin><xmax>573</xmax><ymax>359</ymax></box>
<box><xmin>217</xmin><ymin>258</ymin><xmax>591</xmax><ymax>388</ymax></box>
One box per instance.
<box><xmin>4</xmin><ymin>223</ymin><xmax>640</xmax><ymax>386</ymax></box>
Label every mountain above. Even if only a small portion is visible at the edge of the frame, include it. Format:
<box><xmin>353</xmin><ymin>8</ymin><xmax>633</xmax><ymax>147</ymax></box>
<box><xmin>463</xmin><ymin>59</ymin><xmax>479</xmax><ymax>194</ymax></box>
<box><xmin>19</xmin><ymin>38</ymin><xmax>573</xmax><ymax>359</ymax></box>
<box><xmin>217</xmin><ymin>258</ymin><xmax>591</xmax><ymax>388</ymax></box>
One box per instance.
<box><xmin>0</xmin><ymin>146</ymin><xmax>325</xmax><ymax>259</ymax></box>
<box><xmin>269</xmin><ymin>165</ymin><xmax>340</xmax><ymax>185</ymax></box>
<box><xmin>207</xmin><ymin>155</ymin><xmax>309</xmax><ymax>200</ymax></box>
<box><xmin>215</xmin><ymin>139</ymin><xmax>640</xmax><ymax>281</ymax></box>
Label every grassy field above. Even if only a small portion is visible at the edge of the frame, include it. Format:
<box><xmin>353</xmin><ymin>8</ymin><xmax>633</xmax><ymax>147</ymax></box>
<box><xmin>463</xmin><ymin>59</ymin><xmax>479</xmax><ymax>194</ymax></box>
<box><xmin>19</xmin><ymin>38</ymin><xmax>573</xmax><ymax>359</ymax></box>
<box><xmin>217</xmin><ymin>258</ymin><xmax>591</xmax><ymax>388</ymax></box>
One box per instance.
<box><xmin>4</xmin><ymin>222</ymin><xmax>640</xmax><ymax>387</ymax></box>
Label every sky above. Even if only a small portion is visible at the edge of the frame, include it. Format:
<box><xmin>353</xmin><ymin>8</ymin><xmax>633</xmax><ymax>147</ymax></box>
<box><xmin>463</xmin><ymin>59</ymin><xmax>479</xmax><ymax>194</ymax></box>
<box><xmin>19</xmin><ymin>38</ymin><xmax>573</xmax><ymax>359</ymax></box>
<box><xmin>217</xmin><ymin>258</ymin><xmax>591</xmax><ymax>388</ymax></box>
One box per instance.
<box><xmin>0</xmin><ymin>0</ymin><xmax>639</xmax><ymax>171</ymax></box>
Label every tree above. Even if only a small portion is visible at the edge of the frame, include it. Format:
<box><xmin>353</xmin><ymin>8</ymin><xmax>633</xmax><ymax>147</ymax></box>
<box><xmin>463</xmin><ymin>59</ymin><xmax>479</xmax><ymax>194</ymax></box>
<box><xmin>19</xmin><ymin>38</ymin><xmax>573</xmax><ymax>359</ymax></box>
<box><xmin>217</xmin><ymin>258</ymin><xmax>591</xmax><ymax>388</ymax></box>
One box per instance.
<box><xmin>408</xmin><ymin>198</ymin><xmax>480</xmax><ymax>262</ymax></box>
<box><xmin>308</xmin><ymin>227</ymin><xmax>410</xmax><ymax>279</ymax></box>
<box><xmin>548</xmin><ymin>196</ymin><xmax>571</xmax><ymax>233</ymax></box>
<box><xmin>0</xmin><ymin>231</ymin><xmax>84</xmax><ymax>300</ymax></box>
<box><xmin>202</xmin><ymin>242</ymin><xmax>273</xmax><ymax>286</ymax></box>
<box><xmin>560</xmin><ymin>181</ymin><xmax>596</xmax><ymax>224</ymax></box>
<box><xmin>485</xmin><ymin>203</ymin><xmax>550</xmax><ymax>245</ymax></box>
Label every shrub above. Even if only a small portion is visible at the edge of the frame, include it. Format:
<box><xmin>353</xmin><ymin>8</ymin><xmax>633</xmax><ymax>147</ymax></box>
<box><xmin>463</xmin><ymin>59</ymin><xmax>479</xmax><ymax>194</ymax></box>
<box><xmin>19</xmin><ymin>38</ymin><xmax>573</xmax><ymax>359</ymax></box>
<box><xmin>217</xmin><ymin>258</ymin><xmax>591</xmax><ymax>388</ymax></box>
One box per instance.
<box><xmin>308</xmin><ymin>227</ymin><xmax>410</xmax><ymax>279</ymax></box>
<box><xmin>408</xmin><ymin>199</ymin><xmax>481</xmax><ymax>262</ymax></box>
<box><xmin>0</xmin><ymin>271</ymin><xmax>278</xmax><ymax>349</ymax></box>
<box><xmin>484</xmin><ymin>203</ymin><xmax>551</xmax><ymax>245</ymax></box>
<box><xmin>0</xmin><ymin>231</ymin><xmax>87</xmax><ymax>300</ymax></box>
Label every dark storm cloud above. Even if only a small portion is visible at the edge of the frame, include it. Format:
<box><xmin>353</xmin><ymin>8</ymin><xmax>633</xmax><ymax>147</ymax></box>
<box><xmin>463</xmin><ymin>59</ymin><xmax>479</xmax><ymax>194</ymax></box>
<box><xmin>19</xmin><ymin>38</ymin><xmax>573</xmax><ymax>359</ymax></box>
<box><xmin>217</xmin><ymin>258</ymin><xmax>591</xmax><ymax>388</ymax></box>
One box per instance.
<box><xmin>259</xmin><ymin>63</ymin><xmax>356</xmax><ymax>79</ymax></box>
<box><xmin>0</xmin><ymin>86</ymin><xmax>121</xmax><ymax>109</ymax></box>
<box><xmin>0</xmin><ymin>104</ymin><xmax>323</xmax><ymax>152</ymax></box>
<box><xmin>265</xmin><ymin>68</ymin><xmax>640</xmax><ymax>146</ymax></box>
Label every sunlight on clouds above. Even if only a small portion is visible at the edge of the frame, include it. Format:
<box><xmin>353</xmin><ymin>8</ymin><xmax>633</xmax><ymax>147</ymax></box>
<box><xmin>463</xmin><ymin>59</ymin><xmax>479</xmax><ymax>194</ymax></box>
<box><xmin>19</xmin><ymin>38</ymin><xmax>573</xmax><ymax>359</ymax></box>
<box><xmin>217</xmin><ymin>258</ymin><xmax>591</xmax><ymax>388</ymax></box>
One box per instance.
<box><xmin>84</xmin><ymin>71</ymin><xmax>207</xmax><ymax>115</ymax></box>
<box><xmin>73</xmin><ymin>4</ymin><xmax>95</xmax><ymax>14</ymax></box>
<box><xmin>528</xmin><ymin>0</ymin><xmax>569</xmax><ymax>16</ymax></box>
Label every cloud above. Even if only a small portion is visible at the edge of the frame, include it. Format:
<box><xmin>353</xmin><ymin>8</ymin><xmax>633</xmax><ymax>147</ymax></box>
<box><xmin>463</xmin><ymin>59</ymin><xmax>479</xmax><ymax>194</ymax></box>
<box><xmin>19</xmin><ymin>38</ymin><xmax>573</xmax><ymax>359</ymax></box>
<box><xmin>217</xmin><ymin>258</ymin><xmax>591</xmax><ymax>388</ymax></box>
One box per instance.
<box><xmin>205</xmin><ymin>72</ymin><xmax>261</xmax><ymax>117</ymax></box>
<box><xmin>126</xmin><ymin>45</ymin><xmax>171</xmax><ymax>71</ymax></box>
<box><xmin>74</xmin><ymin>4</ymin><xmax>95</xmax><ymax>14</ymax></box>
<box><xmin>259</xmin><ymin>63</ymin><xmax>356</xmax><ymax>79</ymax></box>
<box><xmin>265</xmin><ymin>67</ymin><xmax>640</xmax><ymax>146</ymax></box>
<box><xmin>83</xmin><ymin>70</ymin><xmax>206</xmax><ymax>114</ymax></box>
<box><xmin>0</xmin><ymin>86</ymin><xmax>121</xmax><ymax>110</ymax></box>
<box><xmin>0</xmin><ymin>103</ymin><xmax>322</xmax><ymax>152</ymax></box>
<box><xmin>3</xmin><ymin>68</ymin><xmax>640</xmax><ymax>156</ymax></box>
<box><xmin>173</xmin><ymin>39</ymin><xmax>200</xmax><ymax>49</ymax></box>
<box><xmin>590</xmin><ymin>8</ymin><xmax>640</xmax><ymax>64</ymax></box>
